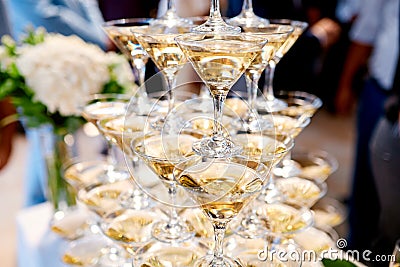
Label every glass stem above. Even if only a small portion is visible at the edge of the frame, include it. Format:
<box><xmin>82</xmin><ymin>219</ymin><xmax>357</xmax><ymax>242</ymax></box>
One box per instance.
<box><xmin>212</xmin><ymin>93</ymin><xmax>227</xmax><ymax>139</ymax></box>
<box><xmin>263</xmin><ymin>61</ymin><xmax>277</xmax><ymax>101</ymax></box>
<box><xmin>242</xmin><ymin>0</ymin><xmax>253</xmax><ymax>12</ymax></box>
<box><xmin>168</xmin><ymin>183</ymin><xmax>179</xmax><ymax>227</ymax></box>
<box><xmin>166</xmin><ymin>75</ymin><xmax>176</xmax><ymax>114</ymax></box>
<box><xmin>245</xmin><ymin>71</ymin><xmax>261</xmax><ymax>112</ymax></box>
<box><xmin>167</xmin><ymin>0</ymin><xmax>176</xmax><ymax>11</ymax></box>
<box><xmin>209</xmin><ymin>0</ymin><xmax>224</xmax><ymax>23</ymax></box>
<box><xmin>132</xmin><ymin>64</ymin><xmax>148</xmax><ymax>98</ymax></box>
<box><xmin>213</xmin><ymin>222</ymin><xmax>227</xmax><ymax>262</ymax></box>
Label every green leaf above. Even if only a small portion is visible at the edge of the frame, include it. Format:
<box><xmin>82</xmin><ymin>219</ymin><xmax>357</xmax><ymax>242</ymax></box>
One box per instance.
<box><xmin>322</xmin><ymin>258</ymin><xmax>357</xmax><ymax>267</ymax></box>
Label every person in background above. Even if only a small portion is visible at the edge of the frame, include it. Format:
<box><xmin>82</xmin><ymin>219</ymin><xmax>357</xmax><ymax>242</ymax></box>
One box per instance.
<box><xmin>6</xmin><ymin>0</ymin><xmax>109</xmax><ymax>50</ymax></box>
<box><xmin>369</xmin><ymin>58</ymin><xmax>400</xmax><ymax>263</ymax></box>
<box><xmin>335</xmin><ymin>0</ymin><xmax>399</xmax><ymax>254</ymax></box>
<box><xmin>226</xmin><ymin>0</ymin><xmax>341</xmax><ymax>95</ymax></box>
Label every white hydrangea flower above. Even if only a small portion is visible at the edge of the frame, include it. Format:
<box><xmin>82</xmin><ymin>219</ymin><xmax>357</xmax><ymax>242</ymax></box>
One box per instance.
<box><xmin>15</xmin><ymin>33</ymin><xmax>134</xmax><ymax>116</ymax></box>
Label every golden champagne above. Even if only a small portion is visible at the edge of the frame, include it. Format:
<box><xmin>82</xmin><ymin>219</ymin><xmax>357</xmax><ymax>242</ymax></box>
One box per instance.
<box><xmin>136</xmin><ymin>34</ymin><xmax>186</xmax><ymax>76</ymax></box>
<box><xmin>104</xmin><ymin>212</ymin><xmax>155</xmax><ymax>244</ymax></box>
<box><xmin>257</xmin><ymin>203</ymin><xmax>309</xmax><ymax>234</ymax></box>
<box><xmin>82</xmin><ymin>102</ymin><xmax>126</xmax><ymax>125</ymax></box>
<box><xmin>140</xmin><ymin>247</ymin><xmax>201</xmax><ymax>267</ymax></box>
<box><xmin>105</xmin><ymin>29</ymin><xmax>148</xmax><ymax>65</ymax></box>
<box><xmin>182</xmin><ymin>44</ymin><xmax>260</xmax><ymax>96</ymax></box>
<box><xmin>178</xmin><ymin>162</ymin><xmax>263</xmax><ymax>222</ymax></box>
<box><xmin>135</xmin><ymin>134</ymin><xmax>198</xmax><ymax>182</ymax></box>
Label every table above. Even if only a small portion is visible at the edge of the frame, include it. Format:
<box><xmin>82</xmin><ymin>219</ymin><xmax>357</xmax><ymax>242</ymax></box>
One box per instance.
<box><xmin>17</xmin><ymin>202</ymin><xmax>68</xmax><ymax>267</ymax></box>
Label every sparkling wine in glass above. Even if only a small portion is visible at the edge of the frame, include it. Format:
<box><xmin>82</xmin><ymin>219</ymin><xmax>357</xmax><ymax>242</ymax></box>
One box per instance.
<box><xmin>175</xmin><ymin>33</ymin><xmax>267</xmax><ymax>158</ymax></box>
<box><xmin>268</xmin><ymin>91</ymin><xmax>322</xmax><ymax>179</ymax></box>
<box><xmin>256</xmin><ymin>20</ymin><xmax>309</xmax><ymax>113</ymax></box>
<box><xmin>102</xmin><ymin>18</ymin><xmax>152</xmax><ymax>101</ymax></box>
<box><xmin>131</xmin><ymin>131</ymin><xmax>200</xmax><ymax>243</ymax></box>
<box><xmin>133</xmin><ymin>26</ymin><xmax>192</xmax><ymax>130</ymax></box>
<box><xmin>228</xmin><ymin>0</ymin><xmax>269</xmax><ymax>28</ymax></box>
<box><xmin>100</xmin><ymin>208</ymin><xmax>159</xmax><ymax>266</ymax></box>
<box><xmin>230</xmin><ymin>132</ymin><xmax>294</xmax><ymax>238</ymax></box>
<box><xmin>174</xmin><ymin>156</ymin><xmax>269</xmax><ymax>267</ymax></box>
<box><xmin>97</xmin><ymin>114</ymin><xmax>154</xmax><ymax>210</ymax></box>
<box><xmin>192</xmin><ymin>0</ymin><xmax>241</xmax><ymax>34</ymax></box>
<box><xmin>81</xmin><ymin>94</ymin><xmax>132</xmax><ymax>183</ymax></box>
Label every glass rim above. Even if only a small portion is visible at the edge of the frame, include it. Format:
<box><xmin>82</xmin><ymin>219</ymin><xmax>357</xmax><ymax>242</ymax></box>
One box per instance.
<box><xmin>102</xmin><ymin>17</ymin><xmax>154</xmax><ymax>27</ymax></box>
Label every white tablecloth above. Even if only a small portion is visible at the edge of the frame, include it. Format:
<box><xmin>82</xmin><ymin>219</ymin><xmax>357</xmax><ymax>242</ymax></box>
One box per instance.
<box><xmin>17</xmin><ymin>202</ymin><xmax>68</xmax><ymax>267</ymax></box>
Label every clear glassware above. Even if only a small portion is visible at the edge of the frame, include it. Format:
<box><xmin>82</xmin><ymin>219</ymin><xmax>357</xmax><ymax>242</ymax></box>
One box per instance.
<box><xmin>139</xmin><ymin>239</ymin><xmax>210</xmax><ymax>267</ymax></box>
<box><xmin>61</xmin><ymin>232</ymin><xmax>124</xmax><ymax>267</ymax></box>
<box><xmin>256</xmin><ymin>115</ymin><xmax>311</xmax><ymax>204</ymax></box>
<box><xmin>150</xmin><ymin>0</ymin><xmax>193</xmax><ymax>28</ymax></box>
<box><xmin>274</xmin><ymin>148</ymin><xmax>338</xmax><ymax>181</ymax></box>
<box><xmin>256</xmin><ymin>20</ymin><xmax>309</xmax><ymax>113</ymax></box>
<box><xmin>102</xmin><ymin>18</ymin><xmax>152</xmax><ymax>98</ymax></box>
<box><xmin>97</xmin><ymin>115</ymin><xmax>154</xmax><ymax>210</ymax></box>
<box><xmin>81</xmin><ymin>94</ymin><xmax>132</xmax><ymax>183</ymax></box>
<box><xmin>175</xmin><ymin>33</ymin><xmax>267</xmax><ymax>157</ymax></box>
<box><xmin>131</xmin><ymin>131</ymin><xmax>200</xmax><ymax>243</ymax></box>
<box><xmin>256</xmin><ymin>202</ymin><xmax>314</xmax><ymax>251</ymax></box>
<box><xmin>276</xmin><ymin>176</ymin><xmax>328</xmax><ymax>208</ymax></box>
<box><xmin>174</xmin><ymin>155</ymin><xmax>269</xmax><ymax>267</ymax></box>
<box><xmin>230</xmin><ymin>25</ymin><xmax>294</xmax><ymax>132</ymax></box>
<box><xmin>267</xmin><ymin>91</ymin><xmax>322</xmax><ymax>178</ymax></box>
<box><xmin>100</xmin><ymin>208</ymin><xmax>159</xmax><ymax>266</ymax></box>
<box><xmin>133</xmin><ymin>25</ymin><xmax>192</xmax><ymax>130</ymax></box>
<box><xmin>227</xmin><ymin>0</ymin><xmax>269</xmax><ymax>28</ymax></box>
<box><xmin>229</xmin><ymin>133</ymin><xmax>294</xmax><ymax>239</ymax></box>
<box><xmin>191</xmin><ymin>0</ymin><xmax>240</xmax><ymax>34</ymax></box>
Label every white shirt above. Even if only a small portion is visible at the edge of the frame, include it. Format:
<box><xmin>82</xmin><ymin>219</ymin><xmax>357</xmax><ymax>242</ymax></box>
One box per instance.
<box><xmin>350</xmin><ymin>0</ymin><xmax>399</xmax><ymax>90</ymax></box>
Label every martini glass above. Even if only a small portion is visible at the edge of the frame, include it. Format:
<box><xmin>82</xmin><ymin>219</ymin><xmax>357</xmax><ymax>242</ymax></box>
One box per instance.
<box><xmin>192</xmin><ymin>0</ymin><xmax>241</xmax><ymax>33</ymax></box>
<box><xmin>256</xmin><ymin>20</ymin><xmax>309</xmax><ymax>112</ymax></box>
<box><xmin>133</xmin><ymin>26</ymin><xmax>192</xmax><ymax>130</ymax></box>
<box><xmin>228</xmin><ymin>0</ymin><xmax>269</xmax><ymax>27</ymax></box>
<box><xmin>100</xmin><ymin>208</ymin><xmax>159</xmax><ymax>266</ymax></box>
<box><xmin>102</xmin><ymin>18</ymin><xmax>151</xmax><ymax>100</ymax></box>
<box><xmin>174</xmin><ymin>155</ymin><xmax>269</xmax><ymax>267</ymax></box>
<box><xmin>150</xmin><ymin>0</ymin><xmax>192</xmax><ymax>28</ymax></box>
<box><xmin>229</xmin><ymin>133</ymin><xmax>294</xmax><ymax>239</ymax></box>
<box><xmin>131</xmin><ymin>131</ymin><xmax>200</xmax><ymax>243</ymax></box>
<box><xmin>231</xmin><ymin>25</ymin><xmax>294</xmax><ymax>132</ymax></box>
<box><xmin>175</xmin><ymin>33</ymin><xmax>267</xmax><ymax>158</ymax></box>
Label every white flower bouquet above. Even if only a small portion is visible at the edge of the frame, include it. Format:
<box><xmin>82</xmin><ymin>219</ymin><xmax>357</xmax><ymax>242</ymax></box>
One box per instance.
<box><xmin>0</xmin><ymin>28</ymin><xmax>135</xmax><ymax>134</ymax></box>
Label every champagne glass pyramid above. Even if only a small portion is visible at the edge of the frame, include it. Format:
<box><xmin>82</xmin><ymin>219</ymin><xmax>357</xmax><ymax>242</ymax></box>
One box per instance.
<box><xmin>256</xmin><ymin>20</ymin><xmax>309</xmax><ymax>112</ymax></box>
<box><xmin>231</xmin><ymin>25</ymin><xmax>294</xmax><ymax>132</ymax></box>
<box><xmin>102</xmin><ymin>19</ymin><xmax>151</xmax><ymax>102</ymax></box>
<box><xmin>228</xmin><ymin>0</ymin><xmax>269</xmax><ymax>28</ymax></box>
<box><xmin>192</xmin><ymin>0</ymin><xmax>241</xmax><ymax>34</ymax></box>
<box><xmin>174</xmin><ymin>156</ymin><xmax>270</xmax><ymax>267</ymax></box>
<box><xmin>176</xmin><ymin>33</ymin><xmax>267</xmax><ymax>158</ymax></box>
